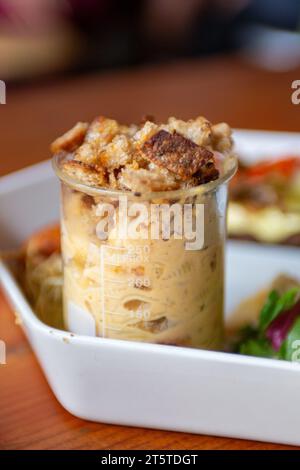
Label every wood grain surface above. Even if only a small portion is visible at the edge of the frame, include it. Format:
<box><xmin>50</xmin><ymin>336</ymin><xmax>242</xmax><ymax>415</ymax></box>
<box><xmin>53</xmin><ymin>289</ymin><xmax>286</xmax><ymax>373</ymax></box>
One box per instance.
<box><xmin>0</xmin><ymin>55</ymin><xmax>299</xmax><ymax>450</ymax></box>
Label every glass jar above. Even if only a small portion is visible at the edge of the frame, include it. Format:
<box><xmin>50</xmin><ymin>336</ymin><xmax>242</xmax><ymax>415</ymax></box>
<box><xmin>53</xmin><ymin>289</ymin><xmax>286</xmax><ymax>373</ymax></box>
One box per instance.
<box><xmin>53</xmin><ymin>153</ymin><xmax>237</xmax><ymax>349</ymax></box>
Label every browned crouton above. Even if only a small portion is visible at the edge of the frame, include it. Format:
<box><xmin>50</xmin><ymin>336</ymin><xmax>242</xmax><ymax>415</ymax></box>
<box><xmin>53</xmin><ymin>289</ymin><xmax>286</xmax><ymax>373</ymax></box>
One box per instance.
<box><xmin>142</xmin><ymin>130</ymin><xmax>218</xmax><ymax>181</ymax></box>
<box><xmin>51</xmin><ymin>122</ymin><xmax>88</xmax><ymax>154</ymax></box>
<box><xmin>62</xmin><ymin>160</ymin><xmax>107</xmax><ymax>187</ymax></box>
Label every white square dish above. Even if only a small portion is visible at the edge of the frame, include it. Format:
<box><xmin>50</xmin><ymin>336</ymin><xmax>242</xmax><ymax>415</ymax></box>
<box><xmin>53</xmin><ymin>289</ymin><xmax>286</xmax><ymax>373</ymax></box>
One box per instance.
<box><xmin>1</xmin><ymin>130</ymin><xmax>300</xmax><ymax>446</ymax></box>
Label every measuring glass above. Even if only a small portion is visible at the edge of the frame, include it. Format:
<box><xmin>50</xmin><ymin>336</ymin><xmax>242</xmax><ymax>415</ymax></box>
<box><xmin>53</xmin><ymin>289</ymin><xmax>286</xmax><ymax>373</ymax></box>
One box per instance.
<box><xmin>53</xmin><ymin>153</ymin><xmax>237</xmax><ymax>349</ymax></box>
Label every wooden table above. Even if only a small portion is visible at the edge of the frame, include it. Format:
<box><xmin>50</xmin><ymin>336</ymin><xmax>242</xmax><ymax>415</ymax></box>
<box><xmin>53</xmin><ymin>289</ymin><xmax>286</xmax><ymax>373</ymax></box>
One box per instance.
<box><xmin>0</xmin><ymin>55</ymin><xmax>299</xmax><ymax>450</ymax></box>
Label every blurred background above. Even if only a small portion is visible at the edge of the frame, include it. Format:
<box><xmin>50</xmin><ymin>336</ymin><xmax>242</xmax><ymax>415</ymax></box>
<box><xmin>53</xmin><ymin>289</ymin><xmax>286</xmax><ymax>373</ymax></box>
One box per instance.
<box><xmin>1</xmin><ymin>0</ymin><xmax>300</xmax><ymax>82</ymax></box>
<box><xmin>0</xmin><ymin>0</ymin><xmax>300</xmax><ymax>175</ymax></box>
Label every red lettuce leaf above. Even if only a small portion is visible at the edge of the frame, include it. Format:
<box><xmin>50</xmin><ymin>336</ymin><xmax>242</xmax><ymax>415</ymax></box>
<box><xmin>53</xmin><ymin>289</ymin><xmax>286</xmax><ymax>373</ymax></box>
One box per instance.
<box><xmin>266</xmin><ymin>299</ymin><xmax>300</xmax><ymax>351</ymax></box>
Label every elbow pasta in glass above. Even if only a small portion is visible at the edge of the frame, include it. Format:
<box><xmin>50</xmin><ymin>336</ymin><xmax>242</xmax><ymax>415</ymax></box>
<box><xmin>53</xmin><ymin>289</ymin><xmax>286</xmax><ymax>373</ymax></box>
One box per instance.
<box><xmin>52</xmin><ymin>115</ymin><xmax>237</xmax><ymax>349</ymax></box>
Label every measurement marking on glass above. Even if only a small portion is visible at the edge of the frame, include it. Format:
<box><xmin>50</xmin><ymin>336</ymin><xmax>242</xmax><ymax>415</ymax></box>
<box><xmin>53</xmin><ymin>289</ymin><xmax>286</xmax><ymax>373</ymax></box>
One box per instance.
<box><xmin>104</xmin><ymin>295</ymin><xmax>122</xmax><ymax>300</ymax></box>
<box><xmin>104</xmin><ymin>310</ymin><xmax>128</xmax><ymax>317</ymax></box>
<box><xmin>103</xmin><ymin>278</ymin><xmax>127</xmax><ymax>285</ymax></box>
<box><xmin>100</xmin><ymin>245</ymin><xmax>106</xmax><ymax>337</ymax></box>
<box><xmin>105</xmin><ymin>325</ymin><xmax>122</xmax><ymax>332</ymax></box>
<box><xmin>100</xmin><ymin>243</ymin><xmax>151</xmax><ymax>338</ymax></box>
<box><xmin>100</xmin><ymin>244</ymin><xmax>130</xmax><ymax>338</ymax></box>
<box><xmin>103</xmin><ymin>261</ymin><xmax>125</xmax><ymax>267</ymax></box>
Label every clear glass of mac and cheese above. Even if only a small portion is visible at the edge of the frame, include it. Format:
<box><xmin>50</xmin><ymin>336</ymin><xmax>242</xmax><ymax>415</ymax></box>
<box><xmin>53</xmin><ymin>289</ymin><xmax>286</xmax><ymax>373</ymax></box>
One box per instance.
<box><xmin>52</xmin><ymin>116</ymin><xmax>237</xmax><ymax>349</ymax></box>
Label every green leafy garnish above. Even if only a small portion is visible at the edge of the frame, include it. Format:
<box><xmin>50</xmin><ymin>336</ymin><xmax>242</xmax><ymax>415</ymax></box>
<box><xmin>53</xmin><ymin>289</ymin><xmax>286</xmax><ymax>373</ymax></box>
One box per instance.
<box><xmin>259</xmin><ymin>288</ymin><xmax>299</xmax><ymax>332</ymax></box>
<box><xmin>239</xmin><ymin>338</ymin><xmax>275</xmax><ymax>358</ymax></box>
<box><xmin>258</xmin><ymin>290</ymin><xmax>279</xmax><ymax>332</ymax></box>
<box><xmin>231</xmin><ymin>325</ymin><xmax>257</xmax><ymax>353</ymax></box>
<box><xmin>233</xmin><ymin>286</ymin><xmax>300</xmax><ymax>361</ymax></box>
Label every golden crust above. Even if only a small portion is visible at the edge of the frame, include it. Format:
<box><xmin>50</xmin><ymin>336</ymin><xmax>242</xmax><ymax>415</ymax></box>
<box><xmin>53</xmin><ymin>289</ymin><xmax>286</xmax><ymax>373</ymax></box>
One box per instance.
<box><xmin>119</xmin><ymin>167</ymin><xmax>180</xmax><ymax>193</ymax></box>
<box><xmin>141</xmin><ymin>130</ymin><xmax>216</xmax><ymax>181</ymax></box>
<box><xmin>62</xmin><ymin>160</ymin><xmax>107</xmax><ymax>187</ymax></box>
<box><xmin>52</xmin><ymin>116</ymin><xmax>233</xmax><ymax>192</ymax></box>
<box><xmin>51</xmin><ymin>122</ymin><xmax>88</xmax><ymax>154</ymax></box>
<box><xmin>211</xmin><ymin>122</ymin><xmax>233</xmax><ymax>152</ymax></box>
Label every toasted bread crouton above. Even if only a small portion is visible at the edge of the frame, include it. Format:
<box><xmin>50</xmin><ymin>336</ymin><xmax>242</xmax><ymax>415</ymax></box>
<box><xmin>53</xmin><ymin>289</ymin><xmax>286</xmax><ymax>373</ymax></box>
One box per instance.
<box><xmin>51</xmin><ymin>122</ymin><xmax>88</xmax><ymax>154</ymax></box>
<box><xmin>62</xmin><ymin>160</ymin><xmax>107</xmax><ymax>187</ymax></box>
<box><xmin>52</xmin><ymin>116</ymin><xmax>233</xmax><ymax>191</ymax></box>
<box><xmin>166</xmin><ymin>116</ymin><xmax>212</xmax><ymax>147</ymax></box>
<box><xmin>211</xmin><ymin>122</ymin><xmax>233</xmax><ymax>152</ymax></box>
<box><xmin>85</xmin><ymin>116</ymin><xmax>119</xmax><ymax>144</ymax></box>
<box><xmin>141</xmin><ymin>130</ymin><xmax>218</xmax><ymax>181</ymax></box>
<box><xmin>98</xmin><ymin>134</ymin><xmax>133</xmax><ymax>170</ymax></box>
<box><xmin>119</xmin><ymin>167</ymin><xmax>180</xmax><ymax>193</ymax></box>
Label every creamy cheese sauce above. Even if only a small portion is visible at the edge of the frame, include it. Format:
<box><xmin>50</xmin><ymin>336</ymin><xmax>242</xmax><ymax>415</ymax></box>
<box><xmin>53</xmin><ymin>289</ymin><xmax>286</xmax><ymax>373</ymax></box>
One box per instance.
<box><xmin>61</xmin><ymin>185</ymin><xmax>227</xmax><ymax>349</ymax></box>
